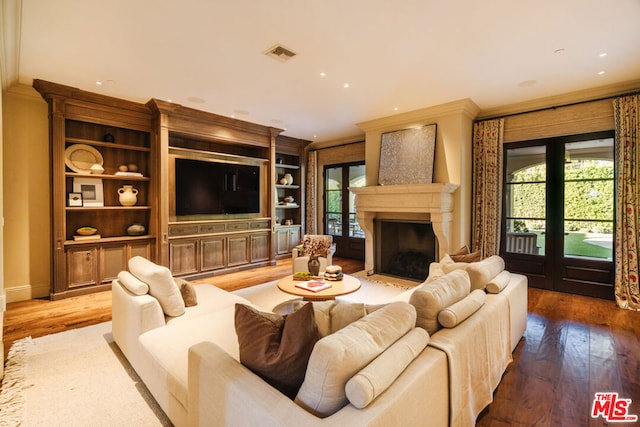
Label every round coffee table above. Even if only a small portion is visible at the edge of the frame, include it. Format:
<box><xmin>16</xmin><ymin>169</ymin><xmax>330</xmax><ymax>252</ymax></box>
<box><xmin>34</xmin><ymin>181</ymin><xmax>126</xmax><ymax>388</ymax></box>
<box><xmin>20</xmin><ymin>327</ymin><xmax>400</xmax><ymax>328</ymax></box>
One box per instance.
<box><xmin>273</xmin><ymin>274</ymin><xmax>361</xmax><ymax>314</ymax></box>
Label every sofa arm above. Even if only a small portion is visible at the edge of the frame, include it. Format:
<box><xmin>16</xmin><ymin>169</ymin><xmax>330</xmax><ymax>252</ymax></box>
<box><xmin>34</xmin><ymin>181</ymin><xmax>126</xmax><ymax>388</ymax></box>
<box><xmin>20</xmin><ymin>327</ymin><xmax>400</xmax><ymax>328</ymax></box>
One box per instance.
<box><xmin>111</xmin><ymin>279</ymin><xmax>165</xmax><ymax>371</ymax></box>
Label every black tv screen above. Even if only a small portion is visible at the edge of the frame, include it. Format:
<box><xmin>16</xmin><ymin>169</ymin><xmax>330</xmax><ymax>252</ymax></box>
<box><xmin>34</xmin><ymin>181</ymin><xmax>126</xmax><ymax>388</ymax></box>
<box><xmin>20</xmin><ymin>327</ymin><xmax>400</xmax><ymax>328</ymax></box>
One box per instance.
<box><xmin>175</xmin><ymin>158</ymin><xmax>260</xmax><ymax>216</ymax></box>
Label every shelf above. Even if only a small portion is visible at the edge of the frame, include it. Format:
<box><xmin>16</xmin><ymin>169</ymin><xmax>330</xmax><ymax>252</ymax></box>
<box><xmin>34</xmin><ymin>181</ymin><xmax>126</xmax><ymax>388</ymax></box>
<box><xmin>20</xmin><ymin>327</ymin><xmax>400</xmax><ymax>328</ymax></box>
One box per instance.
<box><xmin>66</xmin><ymin>172</ymin><xmax>151</xmax><ymax>181</ymax></box>
<box><xmin>66</xmin><ymin>206</ymin><xmax>152</xmax><ymax>211</ymax></box>
<box><xmin>276</xmin><ymin>204</ymin><xmax>300</xmax><ymax>209</ymax></box>
<box><xmin>64</xmin><ymin>234</ymin><xmax>155</xmax><ymax>246</ymax></box>
<box><xmin>66</xmin><ymin>137</ymin><xmax>151</xmax><ymax>152</ymax></box>
<box><xmin>275</xmin><ymin>163</ymin><xmax>299</xmax><ymax>170</ymax></box>
<box><xmin>275</xmin><ymin>184</ymin><xmax>300</xmax><ymax>189</ymax></box>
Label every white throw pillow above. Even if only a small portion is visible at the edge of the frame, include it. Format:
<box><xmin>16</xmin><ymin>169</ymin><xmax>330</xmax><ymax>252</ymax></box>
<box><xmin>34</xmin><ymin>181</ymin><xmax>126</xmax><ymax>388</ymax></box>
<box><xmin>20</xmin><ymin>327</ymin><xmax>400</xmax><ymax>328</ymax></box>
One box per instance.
<box><xmin>438</xmin><ymin>289</ymin><xmax>486</xmax><ymax>328</ymax></box>
<box><xmin>465</xmin><ymin>255</ymin><xmax>505</xmax><ymax>291</ymax></box>
<box><xmin>295</xmin><ymin>302</ymin><xmax>416</xmax><ymax>418</ymax></box>
<box><xmin>409</xmin><ymin>269</ymin><xmax>470</xmax><ymax>335</ymax></box>
<box><xmin>117</xmin><ymin>270</ymin><xmax>149</xmax><ymax>296</ymax></box>
<box><xmin>128</xmin><ymin>256</ymin><xmax>185</xmax><ymax>317</ymax></box>
<box><xmin>345</xmin><ymin>327</ymin><xmax>429</xmax><ymax>408</ymax></box>
<box><xmin>486</xmin><ymin>270</ymin><xmax>511</xmax><ymax>294</ymax></box>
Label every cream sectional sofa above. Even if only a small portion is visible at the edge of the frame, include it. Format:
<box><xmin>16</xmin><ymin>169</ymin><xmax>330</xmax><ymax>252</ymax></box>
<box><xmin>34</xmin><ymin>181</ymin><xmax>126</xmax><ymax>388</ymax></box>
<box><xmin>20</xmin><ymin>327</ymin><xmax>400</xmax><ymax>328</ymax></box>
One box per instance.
<box><xmin>112</xmin><ymin>256</ymin><xmax>527</xmax><ymax>427</ymax></box>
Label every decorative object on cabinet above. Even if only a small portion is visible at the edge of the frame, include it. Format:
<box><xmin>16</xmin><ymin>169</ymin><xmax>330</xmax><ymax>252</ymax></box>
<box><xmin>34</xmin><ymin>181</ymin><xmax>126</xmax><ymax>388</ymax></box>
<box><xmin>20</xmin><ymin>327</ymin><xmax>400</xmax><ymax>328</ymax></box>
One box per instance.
<box><xmin>76</xmin><ymin>226</ymin><xmax>97</xmax><ymax>236</ymax></box>
<box><xmin>90</xmin><ymin>163</ymin><xmax>104</xmax><ymax>174</ymax></box>
<box><xmin>65</xmin><ymin>144</ymin><xmax>104</xmax><ymax>173</ymax></box>
<box><xmin>378</xmin><ymin>124</ymin><xmax>437</xmax><ymax>185</ymax></box>
<box><xmin>103</xmin><ymin>133</ymin><xmax>115</xmax><ymax>142</ymax></box>
<box><xmin>67</xmin><ymin>192</ymin><xmax>83</xmax><ymax>207</ymax></box>
<box><xmin>73</xmin><ymin>177</ymin><xmax>104</xmax><ymax>207</ymax></box>
<box><xmin>118</xmin><ymin>185</ymin><xmax>139</xmax><ymax>206</ymax></box>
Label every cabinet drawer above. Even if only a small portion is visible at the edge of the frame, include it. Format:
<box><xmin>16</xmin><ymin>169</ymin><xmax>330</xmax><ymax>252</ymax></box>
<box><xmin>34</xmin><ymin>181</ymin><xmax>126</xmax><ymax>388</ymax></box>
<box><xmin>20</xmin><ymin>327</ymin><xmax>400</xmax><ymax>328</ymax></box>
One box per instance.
<box><xmin>250</xmin><ymin>221</ymin><xmax>270</xmax><ymax>230</ymax></box>
<box><xmin>199</xmin><ymin>223</ymin><xmax>226</xmax><ymax>234</ymax></box>
<box><xmin>169</xmin><ymin>224</ymin><xmax>199</xmax><ymax>236</ymax></box>
<box><xmin>226</xmin><ymin>222</ymin><xmax>249</xmax><ymax>231</ymax></box>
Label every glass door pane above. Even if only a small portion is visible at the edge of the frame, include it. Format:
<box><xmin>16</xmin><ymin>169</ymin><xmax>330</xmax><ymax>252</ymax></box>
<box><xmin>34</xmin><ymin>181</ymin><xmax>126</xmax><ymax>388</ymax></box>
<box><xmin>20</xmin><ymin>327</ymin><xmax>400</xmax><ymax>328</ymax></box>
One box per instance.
<box><xmin>563</xmin><ymin>139</ymin><xmax>614</xmax><ymax>260</ymax></box>
<box><xmin>504</xmin><ymin>145</ymin><xmax>546</xmax><ymax>255</ymax></box>
<box><xmin>348</xmin><ymin>165</ymin><xmax>366</xmax><ymax>238</ymax></box>
<box><xmin>325</xmin><ymin>167</ymin><xmax>342</xmax><ymax>237</ymax></box>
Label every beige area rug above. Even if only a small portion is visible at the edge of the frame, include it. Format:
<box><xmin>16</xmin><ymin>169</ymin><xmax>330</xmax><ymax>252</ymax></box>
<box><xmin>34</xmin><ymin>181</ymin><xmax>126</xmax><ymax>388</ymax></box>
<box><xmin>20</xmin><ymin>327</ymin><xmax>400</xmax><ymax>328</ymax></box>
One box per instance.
<box><xmin>232</xmin><ymin>271</ymin><xmax>418</xmax><ymax>310</ymax></box>
<box><xmin>0</xmin><ymin>322</ymin><xmax>171</xmax><ymax>427</ymax></box>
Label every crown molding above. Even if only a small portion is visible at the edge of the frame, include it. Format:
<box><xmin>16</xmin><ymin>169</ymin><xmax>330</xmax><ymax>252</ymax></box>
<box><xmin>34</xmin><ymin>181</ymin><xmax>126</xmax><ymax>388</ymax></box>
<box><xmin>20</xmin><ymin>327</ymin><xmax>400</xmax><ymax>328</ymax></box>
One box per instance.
<box><xmin>477</xmin><ymin>79</ymin><xmax>640</xmax><ymax>120</ymax></box>
<box><xmin>3</xmin><ymin>82</ymin><xmax>41</xmax><ymax>101</ymax></box>
<box><xmin>357</xmin><ymin>98</ymin><xmax>480</xmax><ymax>133</ymax></box>
<box><xmin>1</xmin><ymin>0</ymin><xmax>22</xmax><ymax>91</ymax></box>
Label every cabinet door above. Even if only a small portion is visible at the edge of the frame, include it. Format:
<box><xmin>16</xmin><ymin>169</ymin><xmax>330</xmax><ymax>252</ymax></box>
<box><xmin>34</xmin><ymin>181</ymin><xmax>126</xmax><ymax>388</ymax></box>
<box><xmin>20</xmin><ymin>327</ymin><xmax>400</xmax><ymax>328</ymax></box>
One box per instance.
<box><xmin>170</xmin><ymin>239</ymin><xmax>199</xmax><ymax>275</ymax></box>
<box><xmin>250</xmin><ymin>233</ymin><xmax>270</xmax><ymax>262</ymax></box>
<box><xmin>100</xmin><ymin>244</ymin><xmax>126</xmax><ymax>285</ymax></box>
<box><xmin>128</xmin><ymin>241</ymin><xmax>151</xmax><ymax>259</ymax></box>
<box><xmin>67</xmin><ymin>247</ymin><xmax>98</xmax><ymax>288</ymax></box>
<box><xmin>275</xmin><ymin>229</ymin><xmax>290</xmax><ymax>255</ymax></box>
<box><xmin>288</xmin><ymin>226</ymin><xmax>302</xmax><ymax>251</ymax></box>
<box><xmin>201</xmin><ymin>236</ymin><xmax>226</xmax><ymax>272</ymax></box>
<box><xmin>227</xmin><ymin>235</ymin><xmax>249</xmax><ymax>267</ymax></box>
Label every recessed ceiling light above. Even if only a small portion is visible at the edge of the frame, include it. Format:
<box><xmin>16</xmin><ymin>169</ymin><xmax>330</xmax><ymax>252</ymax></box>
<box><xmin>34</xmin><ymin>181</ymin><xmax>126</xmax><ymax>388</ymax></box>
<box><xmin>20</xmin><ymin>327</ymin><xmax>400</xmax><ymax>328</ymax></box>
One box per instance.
<box><xmin>517</xmin><ymin>79</ymin><xmax>537</xmax><ymax>88</ymax></box>
<box><xmin>393</xmin><ymin>107</ymin><xmax>399</xmax><ymax>111</ymax></box>
<box><xmin>95</xmin><ymin>81</ymin><xmax>103</xmax><ymax>86</ymax></box>
<box><xmin>167</xmin><ymin>99</ymin><xmax>173</xmax><ymax>103</ymax></box>
<box><xmin>187</xmin><ymin>96</ymin><xmax>206</xmax><ymax>104</ymax></box>
<box><xmin>343</xmin><ymin>83</ymin><xmax>350</xmax><ymax>88</ymax></box>
<box><xmin>598</xmin><ymin>71</ymin><xmax>605</xmax><ymax>75</ymax></box>
<box><xmin>320</xmin><ymin>72</ymin><xmax>326</xmax><ymax>77</ymax></box>
<box><xmin>599</xmin><ymin>53</ymin><xmax>607</xmax><ymax>57</ymax></box>
<box><xmin>313</xmin><ymin>134</ymin><xmax>318</xmax><ymax>138</ymax></box>
<box><xmin>554</xmin><ymin>48</ymin><xmax>565</xmax><ymax>54</ymax></box>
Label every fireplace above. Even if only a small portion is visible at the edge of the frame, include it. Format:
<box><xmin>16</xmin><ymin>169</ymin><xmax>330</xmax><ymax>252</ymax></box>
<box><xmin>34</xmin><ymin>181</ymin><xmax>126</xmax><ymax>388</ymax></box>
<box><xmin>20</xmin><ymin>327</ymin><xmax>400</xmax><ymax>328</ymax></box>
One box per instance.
<box><xmin>351</xmin><ymin>183</ymin><xmax>458</xmax><ymax>277</ymax></box>
<box><xmin>376</xmin><ymin>220</ymin><xmax>436</xmax><ymax>281</ymax></box>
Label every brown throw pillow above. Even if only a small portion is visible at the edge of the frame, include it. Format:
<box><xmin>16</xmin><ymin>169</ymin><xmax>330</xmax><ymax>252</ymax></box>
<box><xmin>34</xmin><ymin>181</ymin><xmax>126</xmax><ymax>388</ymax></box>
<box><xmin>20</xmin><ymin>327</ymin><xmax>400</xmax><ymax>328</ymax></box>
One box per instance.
<box><xmin>174</xmin><ymin>278</ymin><xmax>198</xmax><ymax>307</ymax></box>
<box><xmin>450</xmin><ymin>250</ymin><xmax>481</xmax><ymax>263</ymax></box>
<box><xmin>234</xmin><ymin>303</ymin><xmax>319</xmax><ymax>399</ymax></box>
<box><xmin>450</xmin><ymin>245</ymin><xmax>470</xmax><ymax>256</ymax></box>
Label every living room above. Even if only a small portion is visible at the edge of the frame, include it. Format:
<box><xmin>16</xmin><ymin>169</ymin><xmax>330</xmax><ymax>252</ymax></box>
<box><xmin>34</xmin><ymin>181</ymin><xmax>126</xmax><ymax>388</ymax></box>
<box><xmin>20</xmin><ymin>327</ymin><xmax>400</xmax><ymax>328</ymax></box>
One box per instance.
<box><xmin>1</xmin><ymin>0</ymin><xmax>640</xmax><ymax>425</ymax></box>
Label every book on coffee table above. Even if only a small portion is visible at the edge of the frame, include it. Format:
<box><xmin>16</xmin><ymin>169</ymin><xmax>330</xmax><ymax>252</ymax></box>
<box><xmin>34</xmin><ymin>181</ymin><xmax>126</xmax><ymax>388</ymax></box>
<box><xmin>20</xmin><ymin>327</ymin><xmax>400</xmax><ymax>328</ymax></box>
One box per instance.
<box><xmin>295</xmin><ymin>280</ymin><xmax>332</xmax><ymax>293</ymax></box>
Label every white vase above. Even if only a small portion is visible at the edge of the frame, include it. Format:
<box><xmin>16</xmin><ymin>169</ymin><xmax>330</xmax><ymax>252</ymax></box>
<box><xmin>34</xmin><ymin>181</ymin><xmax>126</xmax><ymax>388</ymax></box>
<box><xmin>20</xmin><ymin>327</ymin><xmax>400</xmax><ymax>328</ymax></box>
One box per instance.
<box><xmin>118</xmin><ymin>185</ymin><xmax>138</xmax><ymax>206</ymax></box>
<box><xmin>284</xmin><ymin>173</ymin><xmax>294</xmax><ymax>185</ymax></box>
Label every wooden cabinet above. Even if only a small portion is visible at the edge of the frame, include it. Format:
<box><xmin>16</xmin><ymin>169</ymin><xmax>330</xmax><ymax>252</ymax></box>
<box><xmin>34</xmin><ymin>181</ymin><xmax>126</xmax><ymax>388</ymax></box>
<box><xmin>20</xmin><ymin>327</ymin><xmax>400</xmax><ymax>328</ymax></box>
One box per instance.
<box><xmin>168</xmin><ymin>219</ymin><xmax>271</xmax><ymax>279</ymax></box>
<box><xmin>275</xmin><ymin>225</ymin><xmax>302</xmax><ymax>255</ymax></box>
<box><xmin>34</xmin><ymin>80</ymin><xmax>156</xmax><ymax>299</ymax></box>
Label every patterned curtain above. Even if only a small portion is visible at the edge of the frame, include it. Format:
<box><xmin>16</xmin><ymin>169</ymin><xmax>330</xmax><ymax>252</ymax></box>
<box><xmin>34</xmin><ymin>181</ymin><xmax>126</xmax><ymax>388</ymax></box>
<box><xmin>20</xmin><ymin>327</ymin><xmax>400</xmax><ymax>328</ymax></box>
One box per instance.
<box><xmin>472</xmin><ymin>118</ymin><xmax>504</xmax><ymax>258</ymax></box>
<box><xmin>613</xmin><ymin>95</ymin><xmax>640</xmax><ymax>311</ymax></box>
<box><xmin>305</xmin><ymin>150</ymin><xmax>318</xmax><ymax>235</ymax></box>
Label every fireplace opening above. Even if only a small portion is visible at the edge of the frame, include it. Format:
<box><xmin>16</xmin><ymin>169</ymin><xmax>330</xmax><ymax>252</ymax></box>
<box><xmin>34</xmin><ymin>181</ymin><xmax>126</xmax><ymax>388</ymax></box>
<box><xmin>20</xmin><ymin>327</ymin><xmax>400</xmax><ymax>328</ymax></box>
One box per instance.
<box><xmin>376</xmin><ymin>220</ymin><xmax>437</xmax><ymax>281</ymax></box>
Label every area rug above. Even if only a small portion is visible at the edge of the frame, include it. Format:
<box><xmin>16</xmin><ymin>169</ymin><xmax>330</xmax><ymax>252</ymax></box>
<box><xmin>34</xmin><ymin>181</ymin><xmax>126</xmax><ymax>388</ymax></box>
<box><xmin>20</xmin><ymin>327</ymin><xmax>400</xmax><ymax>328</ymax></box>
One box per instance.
<box><xmin>0</xmin><ymin>322</ymin><xmax>171</xmax><ymax>427</ymax></box>
<box><xmin>231</xmin><ymin>271</ymin><xmax>417</xmax><ymax>309</ymax></box>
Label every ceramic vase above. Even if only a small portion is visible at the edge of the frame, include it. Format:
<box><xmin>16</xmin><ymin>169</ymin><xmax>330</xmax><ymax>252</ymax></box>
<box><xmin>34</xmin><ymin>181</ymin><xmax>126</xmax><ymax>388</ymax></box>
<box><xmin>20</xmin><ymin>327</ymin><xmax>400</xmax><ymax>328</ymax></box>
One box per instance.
<box><xmin>118</xmin><ymin>185</ymin><xmax>138</xmax><ymax>206</ymax></box>
<box><xmin>284</xmin><ymin>173</ymin><xmax>294</xmax><ymax>185</ymax></box>
<box><xmin>308</xmin><ymin>255</ymin><xmax>320</xmax><ymax>276</ymax></box>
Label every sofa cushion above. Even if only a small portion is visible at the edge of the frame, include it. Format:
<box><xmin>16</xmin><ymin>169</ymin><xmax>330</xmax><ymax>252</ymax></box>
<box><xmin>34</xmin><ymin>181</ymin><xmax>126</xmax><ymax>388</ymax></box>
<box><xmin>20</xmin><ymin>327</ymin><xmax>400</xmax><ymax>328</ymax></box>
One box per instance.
<box><xmin>438</xmin><ymin>289</ymin><xmax>487</xmax><ymax>328</ymax></box>
<box><xmin>117</xmin><ymin>270</ymin><xmax>149</xmax><ymax>295</ymax></box>
<box><xmin>295</xmin><ymin>302</ymin><xmax>416</xmax><ymax>417</ymax></box>
<box><xmin>175</xmin><ymin>277</ymin><xmax>198</xmax><ymax>307</ymax></box>
<box><xmin>409</xmin><ymin>270</ymin><xmax>470</xmax><ymax>335</ymax></box>
<box><xmin>345</xmin><ymin>327</ymin><xmax>429</xmax><ymax>408</ymax></box>
<box><xmin>465</xmin><ymin>255</ymin><xmax>505</xmax><ymax>291</ymax></box>
<box><xmin>486</xmin><ymin>270</ymin><xmax>511</xmax><ymax>294</ymax></box>
<box><xmin>235</xmin><ymin>303</ymin><xmax>319</xmax><ymax>400</ymax></box>
<box><xmin>128</xmin><ymin>256</ymin><xmax>185</xmax><ymax>317</ymax></box>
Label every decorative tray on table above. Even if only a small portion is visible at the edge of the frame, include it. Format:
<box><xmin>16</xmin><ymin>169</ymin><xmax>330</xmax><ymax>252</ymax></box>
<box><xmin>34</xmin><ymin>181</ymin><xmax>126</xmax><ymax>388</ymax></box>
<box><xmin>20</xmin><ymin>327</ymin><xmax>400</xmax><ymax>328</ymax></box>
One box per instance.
<box><xmin>293</xmin><ymin>272</ymin><xmax>323</xmax><ymax>281</ymax></box>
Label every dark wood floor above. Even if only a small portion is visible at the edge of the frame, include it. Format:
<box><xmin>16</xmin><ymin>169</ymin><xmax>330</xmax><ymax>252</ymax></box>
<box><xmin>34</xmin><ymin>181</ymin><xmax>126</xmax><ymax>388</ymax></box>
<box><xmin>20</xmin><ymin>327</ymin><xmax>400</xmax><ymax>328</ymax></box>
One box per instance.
<box><xmin>3</xmin><ymin>258</ymin><xmax>639</xmax><ymax>426</ymax></box>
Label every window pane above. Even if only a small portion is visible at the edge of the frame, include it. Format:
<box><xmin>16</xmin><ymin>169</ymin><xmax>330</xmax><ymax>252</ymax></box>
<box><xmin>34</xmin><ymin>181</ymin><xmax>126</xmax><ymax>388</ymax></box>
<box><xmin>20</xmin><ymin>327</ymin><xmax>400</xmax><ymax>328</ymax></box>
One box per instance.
<box><xmin>327</xmin><ymin>212</ymin><xmax>341</xmax><ymax>236</ymax></box>
<box><xmin>326</xmin><ymin>167</ymin><xmax>342</xmax><ymax>190</ymax></box>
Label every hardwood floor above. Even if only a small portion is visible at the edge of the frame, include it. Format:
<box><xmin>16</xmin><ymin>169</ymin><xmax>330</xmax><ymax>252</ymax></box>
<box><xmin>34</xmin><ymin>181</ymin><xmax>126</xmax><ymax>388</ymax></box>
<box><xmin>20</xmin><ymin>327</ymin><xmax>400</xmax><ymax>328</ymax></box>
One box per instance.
<box><xmin>3</xmin><ymin>259</ymin><xmax>639</xmax><ymax>426</ymax></box>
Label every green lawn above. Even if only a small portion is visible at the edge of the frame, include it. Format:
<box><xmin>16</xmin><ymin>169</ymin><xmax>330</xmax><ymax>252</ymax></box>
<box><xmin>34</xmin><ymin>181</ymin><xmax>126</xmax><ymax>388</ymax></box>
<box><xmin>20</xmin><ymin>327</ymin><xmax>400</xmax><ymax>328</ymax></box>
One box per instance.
<box><xmin>533</xmin><ymin>231</ymin><xmax>612</xmax><ymax>259</ymax></box>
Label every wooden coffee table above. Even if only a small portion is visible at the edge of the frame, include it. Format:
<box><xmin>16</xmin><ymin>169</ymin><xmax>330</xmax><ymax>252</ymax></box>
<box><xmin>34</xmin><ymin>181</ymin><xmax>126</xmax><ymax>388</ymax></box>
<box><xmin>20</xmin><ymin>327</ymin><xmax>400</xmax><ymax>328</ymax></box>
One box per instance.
<box><xmin>273</xmin><ymin>274</ymin><xmax>361</xmax><ymax>313</ymax></box>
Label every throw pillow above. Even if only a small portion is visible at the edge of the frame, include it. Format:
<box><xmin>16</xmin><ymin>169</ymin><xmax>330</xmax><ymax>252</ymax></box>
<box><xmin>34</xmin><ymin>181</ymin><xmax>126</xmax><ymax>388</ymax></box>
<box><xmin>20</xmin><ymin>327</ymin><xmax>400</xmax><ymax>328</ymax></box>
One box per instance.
<box><xmin>450</xmin><ymin>250</ymin><xmax>481</xmax><ymax>263</ymax></box>
<box><xmin>345</xmin><ymin>328</ymin><xmax>429</xmax><ymax>408</ymax></box>
<box><xmin>295</xmin><ymin>302</ymin><xmax>416</xmax><ymax>418</ymax></box>
<box><xmin>174</xmin><ymin>277</ymin><xmax>198</xmax><ymax>307</ymax></box>
<box><xmin>450</xmin><ymin>245</ymin><xmax>470</xmax><ymax>256</ymax></box>
<box><xmin>486</xmin><ymin>270</ymin><xmax>511</xmax><ymax>294</ymax></box>
<box><xmin>437</xmin><ymin>289</ymin><xmax>486</xmax><ymax>328</ymax></box>
<box><xmin>128</xmin><ymin>256</ymin><xmax>185</xmax><ymax>317</ymax></box>
<box><xmin>117</xmin><ymin>270</ymin><xmax>149</xmax><ymax>296</ymax></box>
<box><xmin>409</xmin><ymin>269</ymin><xmax>471</xmax><ymax>335</ymax></box>
<box><xmin>465</xmin><ymin>255</ymin><xmax>506</xmax><ymax>291</ymax></box>
<box><xmin>234</xmin><ymin>303</ymin><xmax>319</xmax><ymax>400</ymax></box>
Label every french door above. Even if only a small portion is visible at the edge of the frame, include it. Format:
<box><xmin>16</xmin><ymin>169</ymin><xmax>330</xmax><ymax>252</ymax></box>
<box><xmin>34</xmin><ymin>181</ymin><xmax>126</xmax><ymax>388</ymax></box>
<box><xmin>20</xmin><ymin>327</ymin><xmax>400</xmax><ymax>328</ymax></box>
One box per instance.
<box><xmin>501</xmin><ymin>131</ymin><xmax>615</xmax><ymax>299</ymax></box>
<box><xmin>324</xmin><ymin>163</ymin><xmax>365</xmax><ymax>260</ymax></box>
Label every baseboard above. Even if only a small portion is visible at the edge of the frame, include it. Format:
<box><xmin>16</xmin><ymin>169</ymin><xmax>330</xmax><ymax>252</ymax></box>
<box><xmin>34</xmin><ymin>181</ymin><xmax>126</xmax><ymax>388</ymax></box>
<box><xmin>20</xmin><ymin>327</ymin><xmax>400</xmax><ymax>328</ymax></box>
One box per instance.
<box><xmin>6</xmin><ymin>282</ymin><xmax>50</xmax><ymax>303</ymax></box>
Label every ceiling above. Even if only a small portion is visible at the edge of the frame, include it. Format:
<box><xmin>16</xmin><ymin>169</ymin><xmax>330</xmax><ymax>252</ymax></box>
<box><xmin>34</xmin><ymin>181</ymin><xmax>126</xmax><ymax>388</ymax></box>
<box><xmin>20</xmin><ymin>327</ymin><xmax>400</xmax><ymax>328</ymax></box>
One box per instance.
<box><xmin>6</xmin><ymin>0</ymin><xmax>640</xmax><ymax>142</ymax></box>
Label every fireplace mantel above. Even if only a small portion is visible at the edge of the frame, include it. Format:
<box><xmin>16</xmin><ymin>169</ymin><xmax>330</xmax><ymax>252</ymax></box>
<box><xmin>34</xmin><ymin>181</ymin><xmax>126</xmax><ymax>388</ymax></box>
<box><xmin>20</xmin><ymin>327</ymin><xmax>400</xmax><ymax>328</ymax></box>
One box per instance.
<box><xmin>351</xmin><ymin>183</ymin><xmax>459</xmax><ymax>275</ymax></box>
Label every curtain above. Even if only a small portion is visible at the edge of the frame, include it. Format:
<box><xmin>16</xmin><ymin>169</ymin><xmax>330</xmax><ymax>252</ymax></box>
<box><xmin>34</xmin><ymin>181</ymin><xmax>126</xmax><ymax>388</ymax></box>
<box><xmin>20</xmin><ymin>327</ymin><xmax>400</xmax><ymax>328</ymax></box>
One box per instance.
<box><xmin>613</xmin><ymin>95</ymin><xmax>640</xmax><ymax>311</ymax></box>
<box><xmin>305</xmin><ymin>150</ymin><xmax>318</xmax><ymax>235</ymax></box>
<box><xmin>472</xmin><ymin>118</ymin><xmax>504</xmax><ymax>258</ymax></box>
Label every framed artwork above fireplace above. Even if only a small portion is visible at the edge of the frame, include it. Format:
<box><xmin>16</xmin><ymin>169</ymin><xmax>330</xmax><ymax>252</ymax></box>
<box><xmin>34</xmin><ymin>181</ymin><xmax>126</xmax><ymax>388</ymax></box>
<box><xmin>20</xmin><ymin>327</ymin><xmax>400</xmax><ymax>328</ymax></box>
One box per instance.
<box><xmin>378</xmin><ymin>124</ymin><xmax>437</xmax><ymax>185</ymax></box>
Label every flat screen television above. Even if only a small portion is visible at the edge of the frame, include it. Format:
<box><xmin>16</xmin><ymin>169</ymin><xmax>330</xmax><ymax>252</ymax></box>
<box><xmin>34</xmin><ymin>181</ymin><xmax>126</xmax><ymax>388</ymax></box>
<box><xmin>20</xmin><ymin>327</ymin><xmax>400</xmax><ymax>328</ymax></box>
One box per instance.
<box><xmin>174</xmin><ymin>157</ymin><xmax>260</xmax><ymax>216</ymax></box>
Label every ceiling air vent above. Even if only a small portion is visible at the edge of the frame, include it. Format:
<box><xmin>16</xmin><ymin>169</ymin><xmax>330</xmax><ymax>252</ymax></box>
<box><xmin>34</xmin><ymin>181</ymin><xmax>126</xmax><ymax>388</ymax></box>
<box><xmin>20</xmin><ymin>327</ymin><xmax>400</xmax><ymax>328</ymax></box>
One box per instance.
<box><xmin>264</xmin><ymin>44</ymin><xmax>297</xmax><ymax>62</ymax></box>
